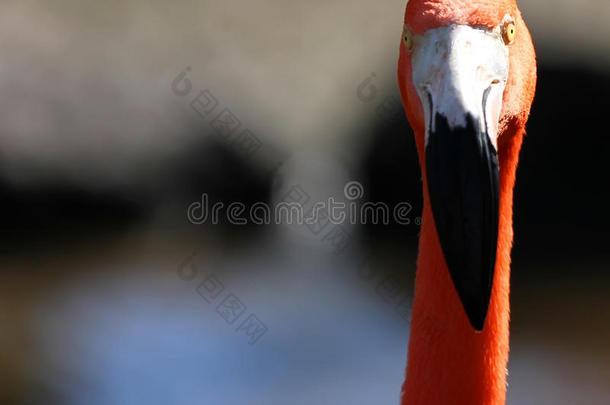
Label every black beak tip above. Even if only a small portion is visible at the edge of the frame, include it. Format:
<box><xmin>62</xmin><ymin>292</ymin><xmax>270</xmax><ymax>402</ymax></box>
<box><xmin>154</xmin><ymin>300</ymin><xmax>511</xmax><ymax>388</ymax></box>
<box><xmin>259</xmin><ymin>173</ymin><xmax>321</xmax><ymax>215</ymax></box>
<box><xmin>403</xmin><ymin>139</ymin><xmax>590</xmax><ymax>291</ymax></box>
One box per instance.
<box><xmin>473</xmin><ymin>321</ymin><xmax>485</xmax><ymax>332</ymax></box>
<box><xmin>464</xmin><ymin>301</ymin><xmax>488</xmax><ymax>331</ymax></box>
<box><xmin>425</xmin><ymin>113</ymin><xmax>499</xmax><ymax>333</ymax></box>
<box><xmin>451</xmin><ymin>269</ymin><xmax>491</xmax><ymax>331</ymax></box>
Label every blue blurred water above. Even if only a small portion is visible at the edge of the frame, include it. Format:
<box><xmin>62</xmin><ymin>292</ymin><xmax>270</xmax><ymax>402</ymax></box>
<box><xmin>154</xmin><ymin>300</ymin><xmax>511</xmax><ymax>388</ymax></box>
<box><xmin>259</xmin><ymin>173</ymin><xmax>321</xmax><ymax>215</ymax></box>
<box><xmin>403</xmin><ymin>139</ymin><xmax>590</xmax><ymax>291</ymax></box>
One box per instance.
<box><xmin>24</xmin><ymin>237</ymin><xmax>609</xmax><ymax>405</ymax></box>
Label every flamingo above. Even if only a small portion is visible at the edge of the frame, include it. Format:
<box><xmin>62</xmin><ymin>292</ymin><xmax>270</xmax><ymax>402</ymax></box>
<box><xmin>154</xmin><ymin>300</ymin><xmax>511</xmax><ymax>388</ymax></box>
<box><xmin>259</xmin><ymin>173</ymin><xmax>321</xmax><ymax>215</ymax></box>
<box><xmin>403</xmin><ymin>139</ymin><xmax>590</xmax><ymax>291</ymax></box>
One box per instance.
<box><xmin>397</xmin><ymin>0</ymin><xmax>537</xmax><ymax>404</ymax></box>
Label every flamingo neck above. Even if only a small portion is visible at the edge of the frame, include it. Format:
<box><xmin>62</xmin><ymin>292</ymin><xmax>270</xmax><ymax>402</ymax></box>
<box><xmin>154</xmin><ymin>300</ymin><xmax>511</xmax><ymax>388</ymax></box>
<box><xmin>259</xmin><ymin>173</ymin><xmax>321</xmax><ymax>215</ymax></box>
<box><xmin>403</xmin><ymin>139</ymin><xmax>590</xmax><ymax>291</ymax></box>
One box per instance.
<box><xmin>400</xmin><ymin>128</ymin><xmax>524</xmax><ymax>405</ymax></box>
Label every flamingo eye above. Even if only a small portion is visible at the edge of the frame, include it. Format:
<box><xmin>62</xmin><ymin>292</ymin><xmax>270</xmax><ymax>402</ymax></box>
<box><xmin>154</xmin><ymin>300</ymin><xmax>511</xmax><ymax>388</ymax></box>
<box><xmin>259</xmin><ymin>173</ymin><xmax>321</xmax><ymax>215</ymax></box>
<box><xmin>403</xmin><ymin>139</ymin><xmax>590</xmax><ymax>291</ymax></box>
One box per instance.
<box><xmin>403</xmin><ymin>26</ymin><xmax>414</xmax><ymax>51</ymax></box>
<box><xmin>503</xmin><ymin>23</ymin><xmax>516</xmax><ymax>44</ymax></box>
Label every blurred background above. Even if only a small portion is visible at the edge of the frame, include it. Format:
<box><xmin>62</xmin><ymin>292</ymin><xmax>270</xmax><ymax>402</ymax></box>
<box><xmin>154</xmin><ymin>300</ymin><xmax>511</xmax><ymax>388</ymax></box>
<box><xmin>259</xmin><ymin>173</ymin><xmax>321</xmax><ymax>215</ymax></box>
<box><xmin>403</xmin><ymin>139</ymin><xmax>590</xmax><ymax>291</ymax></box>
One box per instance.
<box><xmin>1</xmin><ymin>0</ymin><xmax>608</xmax><ymax>404</ymax></box>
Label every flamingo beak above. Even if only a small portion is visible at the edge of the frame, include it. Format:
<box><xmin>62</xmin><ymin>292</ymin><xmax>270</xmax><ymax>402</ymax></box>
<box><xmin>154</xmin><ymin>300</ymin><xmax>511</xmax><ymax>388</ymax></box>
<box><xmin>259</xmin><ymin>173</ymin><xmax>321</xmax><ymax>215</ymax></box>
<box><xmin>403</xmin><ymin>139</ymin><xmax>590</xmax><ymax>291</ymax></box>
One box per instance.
<box><xmin>411</xmin><ymin>25</ymin><xmax>509</xmax><ymax>330</ymax></box>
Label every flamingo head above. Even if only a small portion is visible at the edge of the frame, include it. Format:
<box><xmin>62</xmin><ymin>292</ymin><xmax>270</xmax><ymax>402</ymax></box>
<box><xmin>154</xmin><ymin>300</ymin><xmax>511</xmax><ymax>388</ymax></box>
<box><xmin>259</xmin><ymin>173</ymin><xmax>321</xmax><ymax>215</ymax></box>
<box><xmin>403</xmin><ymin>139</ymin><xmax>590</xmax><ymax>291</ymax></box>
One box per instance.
<box><xmin>397</xmin><ymin>0</ymin><xmax>536</xmax><ymax>330</ymax></box>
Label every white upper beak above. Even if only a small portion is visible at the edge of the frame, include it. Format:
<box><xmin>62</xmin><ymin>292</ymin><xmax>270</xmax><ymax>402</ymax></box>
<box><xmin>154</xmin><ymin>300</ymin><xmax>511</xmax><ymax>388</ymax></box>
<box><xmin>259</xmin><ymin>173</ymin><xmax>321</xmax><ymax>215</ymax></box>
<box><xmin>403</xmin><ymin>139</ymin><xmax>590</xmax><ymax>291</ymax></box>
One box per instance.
<box><xmin>411</xmin><ymin>25</ymin><xmax>509</xmax><ymax>150</ymax></box>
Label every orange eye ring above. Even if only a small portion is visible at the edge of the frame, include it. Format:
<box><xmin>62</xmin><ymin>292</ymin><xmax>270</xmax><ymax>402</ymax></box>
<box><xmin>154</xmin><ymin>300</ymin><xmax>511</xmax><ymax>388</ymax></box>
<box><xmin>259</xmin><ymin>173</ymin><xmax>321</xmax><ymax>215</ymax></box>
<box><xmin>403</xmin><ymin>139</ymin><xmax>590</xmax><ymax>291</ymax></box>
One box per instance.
<box><xmin>403</xmin><ymin>26</ymin><xmax>414</xmax><ymax>51</ymax></box>
<box><xmin>503</xmin><ymin>22</ymin><xmax>516</xmax><ymax>44</ymax></box>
